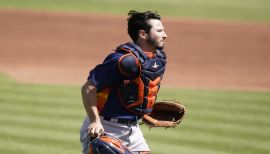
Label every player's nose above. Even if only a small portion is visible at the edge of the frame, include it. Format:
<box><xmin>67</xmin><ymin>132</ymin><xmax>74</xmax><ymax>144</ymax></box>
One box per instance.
<box><xmin>162</xmin><ymin>31</ymin><xmax>168</xmax><ymax>39</ymax></box>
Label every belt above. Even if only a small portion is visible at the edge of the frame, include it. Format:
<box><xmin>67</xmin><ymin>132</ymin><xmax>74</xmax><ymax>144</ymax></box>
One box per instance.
<box><xmin>101</xmin><ymin>116</ymin><xmax>137</xmax><ymax>125</ymax></box>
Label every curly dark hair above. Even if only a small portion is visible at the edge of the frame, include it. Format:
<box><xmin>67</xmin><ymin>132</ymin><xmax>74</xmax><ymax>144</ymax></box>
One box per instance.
<box><xmin>127</xmin><ymin>10</ymin><xmax>161</xmax><ymax>42</ymax></box>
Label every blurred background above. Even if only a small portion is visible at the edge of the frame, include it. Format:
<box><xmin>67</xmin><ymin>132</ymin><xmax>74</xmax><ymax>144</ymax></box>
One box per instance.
<box><xmin>0</xmin><ymin>0</ymin><xmax>270</xmax><ymax>154</ymax></box>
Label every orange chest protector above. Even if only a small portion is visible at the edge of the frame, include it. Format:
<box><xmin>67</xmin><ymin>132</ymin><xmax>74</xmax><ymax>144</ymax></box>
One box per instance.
<box><xmin>116</xmin><ymin>42</ymin><xmax>167</xmax><ymax>115</ymax></box>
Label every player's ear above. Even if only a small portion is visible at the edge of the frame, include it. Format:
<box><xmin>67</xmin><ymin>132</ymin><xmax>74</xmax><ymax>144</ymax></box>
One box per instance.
<box><xmin>138</xmin><ymin>30</ymin><xmax>147</xmax><ymax>40</ymax></box>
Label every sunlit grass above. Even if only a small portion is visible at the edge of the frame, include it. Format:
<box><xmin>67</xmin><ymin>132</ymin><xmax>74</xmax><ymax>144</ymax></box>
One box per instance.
<box><xmin>0</xmin><ymin>74</ymin><xmax>269</xmax><ymax>154</ymax></box>
<box><xmin>0</xmin><ymin>0</ymin><xmax>270</xmax><ymax>21</ymax></box>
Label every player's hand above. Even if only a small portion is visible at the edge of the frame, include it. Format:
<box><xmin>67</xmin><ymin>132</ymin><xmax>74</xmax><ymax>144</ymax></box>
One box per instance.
<box><xmin>87</xmin><ymin>121</ymin><xmax>104</xmax><ymax>137</ymax></box>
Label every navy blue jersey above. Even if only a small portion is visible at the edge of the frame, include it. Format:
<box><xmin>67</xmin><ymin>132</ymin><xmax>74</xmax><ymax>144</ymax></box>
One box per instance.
<box><xmin>88</xmin><ymin>52</ymin><xmax>122</xmax><ymax>92</ymax></box>
<box><xmin>88</xmin><ymin>52</ymin><xmax>140</xmax><ymax>120</ymax></box>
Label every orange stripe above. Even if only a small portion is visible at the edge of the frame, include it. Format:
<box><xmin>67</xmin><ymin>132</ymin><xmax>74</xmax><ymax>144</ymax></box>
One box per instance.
<box><xmin>144</xmin><ymin>51</ymin><xmax>155</xmax><ymax>58</ymax></box>
<box><xmin>126</xmin><ymin>77</ymin><xmax>144</xmax><ymax>108</ymax></box>
<box><xmin>147</xmin><ymin>96</ymin><xmax>156</xmax><ymax>109</ymax></box>
<box><xmin>148</xmin><ymin>77</ymin><xmax>161</xmax><ymax>97</ymax></box>
<box><xmin>97</xmin><ymin>88</ymin><xmax>110</xmax><ymax>112</ymax></box>
<box><xmin>149</xmin><ymin>77</ymin><xmax>161</xmax><ymax>88</ymax></box>
<box><xmin>90</xmin><ymin>144</ymin><xmax>93</xmax><ymax>154</ymax></box>
<box><xmin>100</xmin><ymin>136</ymin><xmax>125</xmax><ymax>153</ymax></box>
<box><xmin>148</xmin><ymin>85</ymin><xmax>158</xmax><ymax>96</ymax></box>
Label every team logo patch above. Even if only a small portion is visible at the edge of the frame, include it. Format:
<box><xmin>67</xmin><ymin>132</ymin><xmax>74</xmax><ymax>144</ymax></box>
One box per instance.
<box><xmin>152</xmin><ymin>62</ymin><xmax>159</xmax><ymax>69</ymax></box>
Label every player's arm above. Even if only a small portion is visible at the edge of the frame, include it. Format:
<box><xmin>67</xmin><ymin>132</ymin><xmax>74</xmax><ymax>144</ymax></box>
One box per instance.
<box><xmin>81</xmin><ymin>80</ymin><xmax>104</xmax><ymax>137</ymax></box>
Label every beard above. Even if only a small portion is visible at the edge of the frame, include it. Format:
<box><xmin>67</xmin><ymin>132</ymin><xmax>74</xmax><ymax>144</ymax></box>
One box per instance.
<box><xmin>146</xmin><ymin>36</ymin><xmax>164</xmax><ymax>50</ymax></box>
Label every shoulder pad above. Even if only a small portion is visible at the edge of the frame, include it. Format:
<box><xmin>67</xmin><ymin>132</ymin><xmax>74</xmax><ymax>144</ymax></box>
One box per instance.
<box><xmin>156</xmin><ymin>50</ymin><xmax>167</xmax><ymax>59</ymax></box>
<box><xmin>118</xmin><ymin>54</ymin><xmax>139</xmax><ymax>77</ymax></box>
<box><xmin>116</xmin><ymin>42</ymin><xmax>148</xmax><ymax>63</ymax></box>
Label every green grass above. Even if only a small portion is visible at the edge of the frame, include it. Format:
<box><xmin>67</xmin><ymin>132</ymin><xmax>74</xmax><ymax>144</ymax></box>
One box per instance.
<box><xmin>0</xmin><ymin>0</ymin><xmax>270</xmax><ymax>22</ymax></box>
<box><xmin>0</xmin><ymin>73</ymin><xmax>270</xmax><ymax>154</ymax></box>
<box><xmin>145</xmin><ymin>88</ymin><xmax>270</xmax><ymax>154</ymax></box>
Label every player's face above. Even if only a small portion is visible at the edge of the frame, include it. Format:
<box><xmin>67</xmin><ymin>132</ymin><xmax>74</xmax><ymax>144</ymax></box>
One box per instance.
<box><xmin>146</xmin><ymin>19</ymin><xmax>167</xmax><ymax>49</ymax></box>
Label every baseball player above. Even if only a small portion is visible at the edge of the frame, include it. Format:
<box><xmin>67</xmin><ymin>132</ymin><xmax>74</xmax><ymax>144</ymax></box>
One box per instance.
<box><xmin>80</xmin><ymin>10</ymin><xmax>168</xmax><ymax>154</ymax></box>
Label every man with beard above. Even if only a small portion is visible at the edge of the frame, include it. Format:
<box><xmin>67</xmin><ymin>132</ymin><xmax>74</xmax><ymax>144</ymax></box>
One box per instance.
<box><xmin>80</xmin><ymin>10</ymin><xmax>168</xmax><ymax>154</ymax></box>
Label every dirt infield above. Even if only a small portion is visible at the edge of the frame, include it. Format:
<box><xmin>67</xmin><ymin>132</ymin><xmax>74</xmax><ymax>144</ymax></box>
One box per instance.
<box><xmin>1</xmin><ymin>10</ymin><xmax>270</xmax><ymax>90</ymax></box>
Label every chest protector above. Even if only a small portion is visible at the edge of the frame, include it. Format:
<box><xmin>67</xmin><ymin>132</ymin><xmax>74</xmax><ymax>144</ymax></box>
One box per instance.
<box><xmin>116</xmin><ymin>42</ymin><xmax>167</xmax><ymax>115</ymax></box>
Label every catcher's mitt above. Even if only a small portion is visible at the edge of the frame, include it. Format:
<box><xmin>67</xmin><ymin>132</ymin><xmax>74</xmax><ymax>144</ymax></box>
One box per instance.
<box><xmin>142</xmin><ymin>100</ymin><xmax>186</xmax><ymax>128</ymax></box>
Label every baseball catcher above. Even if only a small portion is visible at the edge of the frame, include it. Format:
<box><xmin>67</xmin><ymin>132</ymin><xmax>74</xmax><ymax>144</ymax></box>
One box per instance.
<box><xmin>80</xmin><ymin>10</ymin><xmax>185</xmax><ymax>154</ymax></box>
<box><xmin>142</xmin><ymin>100</ymin><xmax>186</xmax><ymax>128</ymax></box>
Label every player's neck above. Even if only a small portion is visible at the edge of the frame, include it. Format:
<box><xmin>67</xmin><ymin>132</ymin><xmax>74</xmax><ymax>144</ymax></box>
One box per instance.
<box><xmin>135</xmin><ymin>41</ymin><xmax>156</xmax><ymax>54</ymax></box>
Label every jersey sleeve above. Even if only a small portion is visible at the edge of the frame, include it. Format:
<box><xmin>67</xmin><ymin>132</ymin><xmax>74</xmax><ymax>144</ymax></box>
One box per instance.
<box><xmin>87</xmin><ymin>52</ymin><xmax>123</xmax><ymax>92</ymax></box>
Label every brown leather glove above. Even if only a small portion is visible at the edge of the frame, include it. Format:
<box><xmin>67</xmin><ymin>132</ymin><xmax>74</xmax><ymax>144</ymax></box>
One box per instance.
<box><xmin>142</xmin><ymin>100</ymin><xmax>186</xmax><ymax>128</ymax></box>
